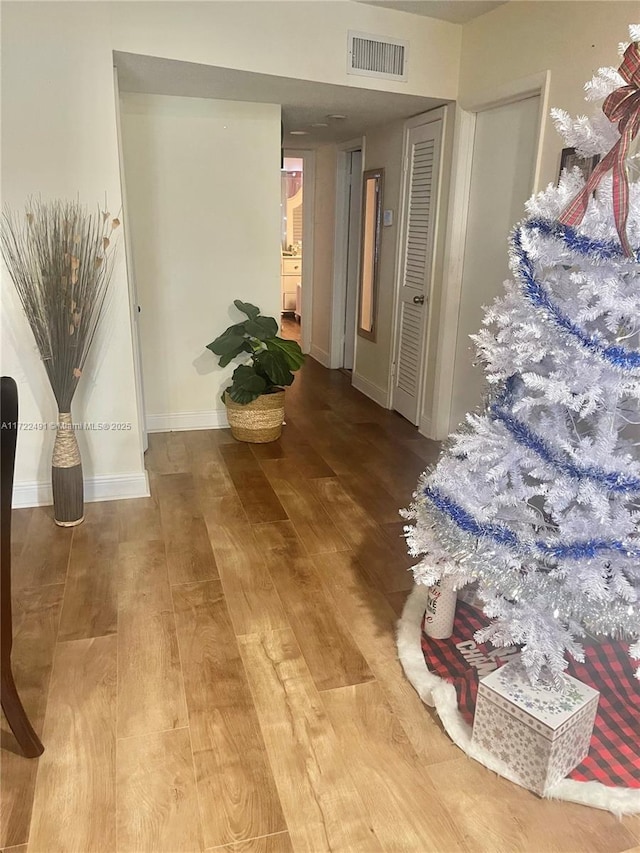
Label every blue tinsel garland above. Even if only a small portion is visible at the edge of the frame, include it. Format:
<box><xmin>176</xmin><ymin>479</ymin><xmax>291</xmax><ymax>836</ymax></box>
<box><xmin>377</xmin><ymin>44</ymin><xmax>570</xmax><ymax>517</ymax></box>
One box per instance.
<box><xmin>525</xmin><ymin>217</ymin><xmax>638</xmax><ymax>262</ymax></box>
<box><xmin>424</xmin><ymin>485</ymin><xmax>640</xmax><ymax>562</ymax></box>
<box><xmin>489</xmin><ymin>403</ymin><xmax>640</xmax><ymax>493</ymax></box>
<box><xmin>512</xmin><ymin>220</ymin><xmax>640</xmax><ymax>370</ymax></box>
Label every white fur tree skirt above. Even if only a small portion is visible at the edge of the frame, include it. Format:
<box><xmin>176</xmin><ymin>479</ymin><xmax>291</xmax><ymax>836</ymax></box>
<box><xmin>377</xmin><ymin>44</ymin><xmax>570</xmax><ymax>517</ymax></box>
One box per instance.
<box><xmin>396</xmin><ymin>584</ymin><xmax>640</xmax><ymax>816</ymax></box>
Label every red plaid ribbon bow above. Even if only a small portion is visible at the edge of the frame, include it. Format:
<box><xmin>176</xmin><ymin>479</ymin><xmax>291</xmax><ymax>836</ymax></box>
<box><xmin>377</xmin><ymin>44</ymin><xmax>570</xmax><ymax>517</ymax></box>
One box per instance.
<box><xmin>559</xmin><ymin>41</ymin><xmax>640</xmax><ymax>258</ymax></box>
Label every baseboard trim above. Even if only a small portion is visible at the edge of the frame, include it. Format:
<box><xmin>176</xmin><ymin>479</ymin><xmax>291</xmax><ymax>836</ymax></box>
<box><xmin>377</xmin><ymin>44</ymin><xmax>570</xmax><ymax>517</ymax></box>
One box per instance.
<box><xmin>351</xmin><ymin>372</ymin><xmax>389</xmax><ymax>408</ymax></box>
<box><xmin>146</xmin><ymin>409</ymin><xmax>229</xmax><ymax>433</ymax></box>
<box><xmin>13</xmin><ymin>471</ymin><xmax>150</xmax><ymax>509</ymax></box>
<box><xmin>419</xmin><ymin>414</ymin><xmax>434</xmax><ymax>440</ymax></box>
<box><xmin>309</xmin><ymin>344</ymin><xmax>331</xmax><ymax>369</ymax></box>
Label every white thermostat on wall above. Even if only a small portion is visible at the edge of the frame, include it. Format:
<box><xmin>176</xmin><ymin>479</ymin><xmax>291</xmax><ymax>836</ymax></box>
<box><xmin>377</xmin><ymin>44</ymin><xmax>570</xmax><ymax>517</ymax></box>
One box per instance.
<box><xmin>383</xmin><ymin>209</ymin><xmax>393</xmax><ymax>227</ymax></box>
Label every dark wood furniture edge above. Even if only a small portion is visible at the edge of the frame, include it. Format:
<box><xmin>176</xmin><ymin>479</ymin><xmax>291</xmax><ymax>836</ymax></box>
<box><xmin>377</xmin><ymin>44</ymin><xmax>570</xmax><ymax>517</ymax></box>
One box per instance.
<box><xmin>1</xmin><ymin>376</ymin><xmax>44</xmax><ymax>757</ymax></box>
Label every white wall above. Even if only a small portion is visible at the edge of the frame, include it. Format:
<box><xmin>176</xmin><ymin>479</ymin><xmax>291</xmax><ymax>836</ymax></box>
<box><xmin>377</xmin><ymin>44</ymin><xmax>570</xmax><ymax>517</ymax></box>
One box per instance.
<box><xmin>120</xmin><ymin>94</ymin><xmax>281</xmax><ymax>429</ymax></box>
<box><xmin>1</xmin><ymin>0</ymin><xmax>461</xmax><ymax>503</ymax></box>
<box><xmin>459</xmin><ymin>2</ymin><xmax>636</xmax><ymax>189</ymax></box>
<box><xmin>4</xmin><ymin>1</ymin><xmax>629</xmax><ymax>500</ymax></box>
<box><xmin>111</xmin><ymin>1</ymin><xmax>461</xmax><ymax>100</ymax></box>
<box><xmin>1</xmin><ymin>2</ymin><xmax>146</xmax><ymax>503</ymax></box>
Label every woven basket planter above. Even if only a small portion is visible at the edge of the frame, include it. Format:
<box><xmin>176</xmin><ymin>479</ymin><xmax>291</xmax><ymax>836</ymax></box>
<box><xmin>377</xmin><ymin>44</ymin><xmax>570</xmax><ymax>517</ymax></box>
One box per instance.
<box><xmin>224</xmin><ymin>390</ymin><xmax>285</xmax><ymax>443</ymax></box>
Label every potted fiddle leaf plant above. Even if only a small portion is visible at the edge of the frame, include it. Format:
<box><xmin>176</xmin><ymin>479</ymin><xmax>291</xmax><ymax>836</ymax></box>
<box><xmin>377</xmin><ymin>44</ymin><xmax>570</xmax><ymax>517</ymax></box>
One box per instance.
<box><xmin>206</xmin><ymin>300</ymin><xmax>304</xmax><ymax>443</ymax></box>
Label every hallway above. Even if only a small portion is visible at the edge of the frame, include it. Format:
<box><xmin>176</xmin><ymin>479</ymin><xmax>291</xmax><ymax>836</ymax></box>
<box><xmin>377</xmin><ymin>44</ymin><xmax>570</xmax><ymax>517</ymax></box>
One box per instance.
<box><xmin>2</xmin><ymin>358</ymin><xmax>639</xmax><ymax>852</ymax></box>
<box><xmin>280</xmin><ymin>314</ymin><xmax>301</xmax><ymax>344</ymax></box>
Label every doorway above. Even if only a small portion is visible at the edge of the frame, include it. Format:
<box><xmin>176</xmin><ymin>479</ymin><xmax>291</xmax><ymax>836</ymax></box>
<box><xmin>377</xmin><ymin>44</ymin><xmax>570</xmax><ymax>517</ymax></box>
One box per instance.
<box><xmin>330</xmin><ymin>143</ymin><xmax>363</xmax><ymax>371</ymax></box>
<box><xmin>449</xmin><ymin>94</ymin><xmax>540</xmax><ymax>429</ymax></box>
<box><xmin>282</xmin><ymin>149</ymin><xmax>314</xmax><ymax>355</ymax></box>
<box><xmin>343</xmin><ymin>149</ymin><xmax>363</xmax><ymax>371</ymax></box>
<box><xmin>280</xmin><ymin>156</ymin><xmax>304</xmax><ymax>333</ymax></box>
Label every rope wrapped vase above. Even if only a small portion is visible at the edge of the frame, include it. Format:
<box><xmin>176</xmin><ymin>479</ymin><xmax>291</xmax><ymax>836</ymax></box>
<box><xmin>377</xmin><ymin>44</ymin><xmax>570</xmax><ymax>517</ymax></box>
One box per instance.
<box><xmin>51</xmin><ymin>413</ymin><xmax>83</xmax><ymax>526</ymax></box>
<box><xmin>1</xmin><ymin>200</ymin><xmax>118</xmax><ymax>527</ymax></box>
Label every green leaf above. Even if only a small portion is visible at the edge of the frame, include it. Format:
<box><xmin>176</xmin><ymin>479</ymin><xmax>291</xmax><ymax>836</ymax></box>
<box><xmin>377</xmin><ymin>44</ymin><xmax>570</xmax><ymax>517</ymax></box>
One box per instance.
<box><xmin>245</xmin><ymin>315</ymin><xmax>278</xmax><ymax>341</ymax></box>
<box><xmin>218</xmin><ymin>341</ymin><xmax>252</xmax><ymax>368</ymax></box>
<box><xmin>206</xmin><ymin>323</ymin><xmax>247</xmax><ymax>356</ymax></box>
<box><xmin>227</xmin><ymin>364</ymin><xmax>267</xmax><ymax>404</ymax></box>
<box><xmin>254</xmin><ymin>350</ymin><xmax>294</xmax><ymax>387</ymax></box>
<box><xmin>266</xmin><ymin>337</ymin><xmax>305</xmax><ymax>372</ymax></box>
<box><xmin>233</xmin><ymin>300</ymin><xmax>260</xmax><ymax>320</ymax></box>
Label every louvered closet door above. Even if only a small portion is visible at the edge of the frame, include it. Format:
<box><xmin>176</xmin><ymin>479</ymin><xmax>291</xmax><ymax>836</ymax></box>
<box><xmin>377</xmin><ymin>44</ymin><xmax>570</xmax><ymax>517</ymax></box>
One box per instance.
<box><xmin>392</xmin><ymin>118</ymin><xmax>442</xmax><ymax>424</ymax></box>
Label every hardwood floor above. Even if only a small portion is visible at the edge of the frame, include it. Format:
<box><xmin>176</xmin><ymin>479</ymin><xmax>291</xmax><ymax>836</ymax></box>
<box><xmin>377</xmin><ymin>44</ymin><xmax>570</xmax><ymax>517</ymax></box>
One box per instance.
<box><xmin>2</xmin><ymin>357</ymin><xmax>639</xmax><ymax>852</ymax></box>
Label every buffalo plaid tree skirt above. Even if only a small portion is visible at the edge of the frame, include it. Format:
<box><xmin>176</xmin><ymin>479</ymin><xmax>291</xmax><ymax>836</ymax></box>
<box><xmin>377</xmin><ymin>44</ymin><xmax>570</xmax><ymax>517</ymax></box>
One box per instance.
<box><xmin>421</xmin><ymin>600</ymin><xmax>640</xmax><ymax>789</ymax></box>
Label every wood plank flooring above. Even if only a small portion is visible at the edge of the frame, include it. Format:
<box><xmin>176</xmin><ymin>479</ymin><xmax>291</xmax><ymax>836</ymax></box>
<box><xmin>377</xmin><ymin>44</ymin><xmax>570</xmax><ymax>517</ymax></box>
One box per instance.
<box><xmin>2</xmin><ymin>356</ymin><xmax>639</xmax><ymax>852</ymax></box>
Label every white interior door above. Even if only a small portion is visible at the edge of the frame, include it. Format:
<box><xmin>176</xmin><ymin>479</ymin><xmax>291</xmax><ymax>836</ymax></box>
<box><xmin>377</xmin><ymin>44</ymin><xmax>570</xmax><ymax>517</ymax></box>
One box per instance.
<box><xmin>450</xmin><ymin>95</ymin><xmax>540</xmax><ymax>430</ymax></box>
<box><xmin>343</xmin><ymin>149</ymin><xmax>362</xmax><ymax>370</ymax></box>
<box><xmin>392</xmin><ymin>118</ymin><xmax>442</xmax><ymax>424</ymax></box>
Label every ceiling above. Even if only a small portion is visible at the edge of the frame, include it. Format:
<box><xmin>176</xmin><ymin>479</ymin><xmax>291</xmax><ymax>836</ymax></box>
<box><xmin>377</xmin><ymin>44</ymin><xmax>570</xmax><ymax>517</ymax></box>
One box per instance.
<box><xmin>114</xmin><ymin>52</ymin><xmax>446</xmax><ymax>148</ymax></box>
<box><xmin>357</xmin><ymin>1</ymin><xmax>506</xmax><ymax>24</ymax></box>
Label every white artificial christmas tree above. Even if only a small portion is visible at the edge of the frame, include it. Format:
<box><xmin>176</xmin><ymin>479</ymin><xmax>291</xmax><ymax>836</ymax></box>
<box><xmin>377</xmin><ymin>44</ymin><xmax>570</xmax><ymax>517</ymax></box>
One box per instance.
<box><xmin>405</xmin><ymin>29</ymin><xmax>640</xmax><ymax>684</ymax></box>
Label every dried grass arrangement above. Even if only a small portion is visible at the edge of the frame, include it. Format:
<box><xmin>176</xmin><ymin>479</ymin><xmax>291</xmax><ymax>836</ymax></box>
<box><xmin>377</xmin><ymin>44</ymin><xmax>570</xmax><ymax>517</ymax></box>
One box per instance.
<box><xmin>1</xmin><ymin>199</ymin><xmax>119</xmax><ymax>526</ymax></box>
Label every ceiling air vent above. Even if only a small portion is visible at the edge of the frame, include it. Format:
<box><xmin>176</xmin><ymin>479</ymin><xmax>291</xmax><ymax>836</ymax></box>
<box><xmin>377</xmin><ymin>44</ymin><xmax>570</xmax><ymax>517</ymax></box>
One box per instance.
<box><xmin>347</xmin><ymin>31</ymin><xmax>408</xmax><ymax>82</ymax></box>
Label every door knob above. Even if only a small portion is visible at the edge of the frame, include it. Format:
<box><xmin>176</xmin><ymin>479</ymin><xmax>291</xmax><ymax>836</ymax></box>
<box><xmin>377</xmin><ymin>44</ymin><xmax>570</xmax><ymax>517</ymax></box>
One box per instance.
<box><xmin>413</xmin><ymin>295</ymin><xmax>425</xmax><ymax>305</ymax></box>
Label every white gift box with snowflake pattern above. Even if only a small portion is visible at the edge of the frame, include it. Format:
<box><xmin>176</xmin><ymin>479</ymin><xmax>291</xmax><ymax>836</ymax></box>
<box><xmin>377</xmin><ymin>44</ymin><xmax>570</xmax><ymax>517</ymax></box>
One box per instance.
<box><xmin>472</xmin><ymin>657</ymin><xmax>599</xmax><ymax>796</ymax></box>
